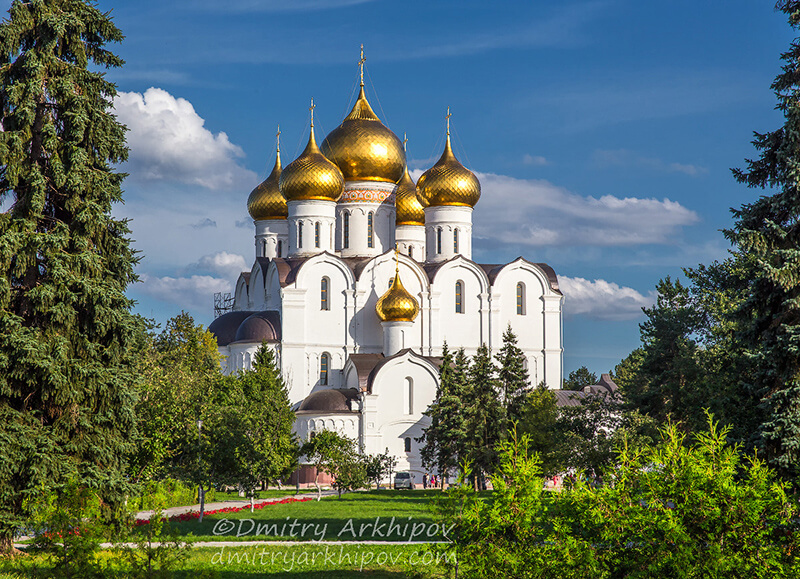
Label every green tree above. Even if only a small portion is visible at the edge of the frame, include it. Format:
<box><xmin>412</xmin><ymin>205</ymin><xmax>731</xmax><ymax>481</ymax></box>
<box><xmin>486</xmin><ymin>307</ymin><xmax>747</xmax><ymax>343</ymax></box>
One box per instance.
<box><xmin>495</xmin><ymin>325</ymin><xmax>530</xmax><ymax>423</ymax></box>
<box><xmin>0</xmin><ymin>0</ymin><xmax>137</xmax><ymax>553</ymax></box>
<box><xmin>363</xmin><ymin>448</ymin><xmax>397</xmax><ymax>490</ymax></box>
<box><xmin>562</xmin><ymin>366</ymin><xmax>598</xmax><ymax>391</ymax></box>
<box><xmin>418</xmin><ymin>344</ymin><xmax>468</xmax><ymax>487</ymax></box>
<box><xmin>213</xmin><ymin>345</ymin><xmax>299</xmax><ymax>511</ymax></box>
<box><xmin>517</xmin><ymin>384</ymin><xmax>561</xmax><ymax>476</ymax></box>
<box><xmin>724</xmin><ymin>0</ymin><xmax>800</xmax><ymax>483</ymax></box>
<box><xmin>300</xmin><ymin>430</ymin><xmax>357</xmax><ymax>500</ymax></box>
<box><xmin>464</xmin><ymin>343</ymin><xmax>503</xmax><ymax>487</ymax></box>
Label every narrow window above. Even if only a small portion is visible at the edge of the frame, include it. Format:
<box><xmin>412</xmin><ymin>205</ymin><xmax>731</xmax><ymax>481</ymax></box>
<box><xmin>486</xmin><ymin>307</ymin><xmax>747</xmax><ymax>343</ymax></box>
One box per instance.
<box><xmin>262</xmin><ymin>239</ymin><xmax>267</xmax><ymax>257</ymax></box>
<box><xmin>405</xmin><ymin>377</ymin><xmax>414</xmax><ymax>415</ymax></box>
<box><xmin>455</xmin><ymin>280</ymin><xmax>464</xmax><ymax>314</ymax></box>
<box><xmin>408</xmin><ymin>246</ymin><xmax>414</xmax><ymax>258</ymax></box>
<box><xmin>298</xmin><ymin>221</ymin><xmax>303</xmax><ymax>248</ymax></box>
<box><xmin>367</xmin><ymin>212</ymin><xmax>374</xmax><ymax>248</ymax></box>
<box><xmin>315</xmin><ymin>222</ymin><xmax>320</xmax><ymax>248</ymax></box>
<box><xmin>516</xmin><ymin>282</ymin><xmax>525</xmax><ymax>315</ymax></box>
<box><xmin>277</xmin><ymin>239</ymin><xmax>283</xmax><ymax>257</ymax></box>
<box><xmin>454</xmin><ymin>229</ymin><xmax>459</xmax><ymax>253</ymax></box>
<box><xmin>343</xmin><ymin>212</ymin><xmax>350</xmax><ymax>248</ymax></box>
<box><xmin>436</xmin><ymin>227</ymin><xmax>442</xmax><ymax>254</ymax></box>
<box><xmin>404</xmin><ymin>437</ymin><xmax>411</xmax><ymax>452</ymax></box>
<box><xmin>321</xmin><ymin>277</ymin><xmax>329</xmax><ymax>311</ymax></box>
<box><xmin>320</xmin><ymin>352</ymin><xmax>330</xmax><ymax>385</ymax></box>
<box><xmin>310</xmin><ymin>431</ymin><xmax>316</xmax><ymax>440</ymax></box>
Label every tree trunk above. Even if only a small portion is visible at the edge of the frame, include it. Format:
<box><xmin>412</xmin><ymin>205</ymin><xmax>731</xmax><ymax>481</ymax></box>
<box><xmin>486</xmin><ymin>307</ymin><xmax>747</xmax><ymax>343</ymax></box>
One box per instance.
<box><xmin>250</xmin><ymin>494</ymin><xmax>254</xmax><ymax>513</ymax></box>
<box><xmin>315</xmin><ymin>471</ymin><xmax>322</xmax><ymax>501</ymax></box>
<box><xmin>198</xmin><ymin>484</ymin><xmax>205</xmax><ymax>523</ymax></box>
<box><xmin>0</xmin><ymin>532</ymin><xmax>14</xmax><ymax>556</ymax></box>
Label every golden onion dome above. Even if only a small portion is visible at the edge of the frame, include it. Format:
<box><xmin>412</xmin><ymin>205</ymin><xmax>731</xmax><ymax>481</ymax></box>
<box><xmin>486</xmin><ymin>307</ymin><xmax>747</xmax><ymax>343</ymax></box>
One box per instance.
<box><xmin>416</xmin><ymin>114</ymin><xmax>481</xmax><ymax>208</ymax></box>
<box><xmin>376</xmin><ymin>267</ymin><xmax>419</xmax><ymax>322</ymax></box>
<box><xmin>279</xmin><ymin>107</ymin><xmax>344</xmax><ymax>203</ymax></box>
<box><xmin>320</xmin><ymin>85</ymin><xmax>406</xmax><ymax>183</ymax></box>
<box><xmin>247</xmin><ymin>146</ymin><xmax>286</xmax><ymax>220</ymax></box>
<box><xmin>395</xmin><ymin>165</ymin><xmax>424</xmax><ymax>226</ymax></box>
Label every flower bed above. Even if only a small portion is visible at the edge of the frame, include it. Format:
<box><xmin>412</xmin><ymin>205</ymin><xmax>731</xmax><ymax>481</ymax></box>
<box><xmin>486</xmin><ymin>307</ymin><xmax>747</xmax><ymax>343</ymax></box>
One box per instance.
<box><xmin>135</xmin><ymin>496</ymin><xmax>314</xmax><ymax>526</ymax></box>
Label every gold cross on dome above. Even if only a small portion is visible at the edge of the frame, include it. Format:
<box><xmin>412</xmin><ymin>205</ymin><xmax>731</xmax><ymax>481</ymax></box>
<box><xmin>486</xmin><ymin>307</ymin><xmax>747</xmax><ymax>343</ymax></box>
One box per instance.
<box><xmin>276</xmin><ymin>125</ymin><xmax>281</xmax><ymax>152</ymax></box>
<box><xmin>309</xmin><ymin>98</ymin><xmax>315</xmax><ymax>127</ymax></box>
<box><xmin>403</xmin><ymin>132</ymin><xmax>408</xmax><ymax>152</ymax></box>
<box><xmin>446</xmin><ymin>106</ymin><xmax>451</xmax><ymax>136</ymax></box>
<box><xmin>359</xmin><ymin>44</ymin><xmax>366</xmax><ymax>87</ymax></box>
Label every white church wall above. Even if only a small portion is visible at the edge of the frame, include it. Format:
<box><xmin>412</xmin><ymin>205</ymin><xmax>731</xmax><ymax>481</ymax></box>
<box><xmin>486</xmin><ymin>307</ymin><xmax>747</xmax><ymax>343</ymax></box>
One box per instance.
<box><xmin>233</xmin><ymin>274</ymin><xmax>249</xmax><ymax>310</ymax></box>
<box><xmin>265</xmin><ymin>264</ymin><xmax>282</xmax><ymax>311</ymax></box>
<box><xmin>295</xmin><ymin>413</ymin><xmax>359</xmax><ymax>443</ymax></box>
<box><xmin>430</xmin><ymin>259</ymin><xmax>489</xmax><ymax>355</ymax></box>
<box><xmin>249</xmin><ymin>261</ymin><xmax>266</xmax><ymax>310</ymax></box>
<box><xmin>362</xmin><ymin>354</ymin><xmax>437</xmax><ymax>478</ymax></box>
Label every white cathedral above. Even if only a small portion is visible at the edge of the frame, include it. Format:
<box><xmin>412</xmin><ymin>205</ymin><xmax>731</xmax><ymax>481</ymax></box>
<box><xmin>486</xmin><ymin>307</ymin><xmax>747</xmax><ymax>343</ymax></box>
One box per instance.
<box><xmin>209</xmin><ymin>57</ymin><xmax>563</xmax><ymax>480</ymax></box>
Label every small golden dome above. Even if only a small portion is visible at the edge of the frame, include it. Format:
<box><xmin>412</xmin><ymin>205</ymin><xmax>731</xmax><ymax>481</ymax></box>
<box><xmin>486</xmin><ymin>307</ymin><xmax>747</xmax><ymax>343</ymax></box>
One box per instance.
<box><xmin>416</xmin><ymin>113</ymin><xmax>481</xmax><ymax>208</ymax></box>
<box><xmin>376</xmin><ymin>267</ymin><xmax>419</xmax><ymax>322</ymax></box>
<box><xmin>321</xmin><ymin>85</ymin><xmax>406</xmax><ymax>184</ymax></box>
<box><xmin>395</xmin><ymin>165</ymin><xmax>424</xmax><ymax>226</ymax></box>
<box><xmin>279</xmin><ymin>108</ymin><xmax>344</xmax><ymax>203</ymax></box>
<box><xmin>247</xmin><ymin>147</ymin><xmax>286</xmax><ymax>220</ymax></box>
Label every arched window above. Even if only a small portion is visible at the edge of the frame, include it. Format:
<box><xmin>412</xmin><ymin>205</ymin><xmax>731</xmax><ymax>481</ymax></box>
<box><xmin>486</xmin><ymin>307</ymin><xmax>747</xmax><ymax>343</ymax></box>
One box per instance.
<box><xmin>298</xmin><ymin>221</ymin><xmax>303</xmax><ymax>248</ymax></box>
<box><xmin>262</xmin><ymin>239</ymin><xmax>268</xmax><ymax>257</ymax></box>
<box><xmin>455</xmin><ymin>280</ymin><xmax>464</xmax><ymax>314</ymax></box>
<box><xmin>436</xmin><ymin>227</ymin><xmax>442</xmax><ymax>254</ymax></box>
<box><xmin>405</xmin><ymin>377</ymin><xmax>414</xmax><ymax>415</ymax></box>
<box><xmin>367</xmin><ymin>212</ymin><xmax>374</xmax><ymax>248</ymax></box>
<box><xmin>343</xmin><ymin>212</ymin><xmax>350</xmax><ymax>249</ymax></box>
<box><xmin>320</xmin><ymin>352</ymin><xmax>330</xmax><ymax>385</ymax></box>
<box><xmin>321</xmin><ymin>277</ymin><xmax>330</xmax><ymax>311</ymax></box>
<box><xmin>408</xmin><ymin>246</ymin><xmax>414</xmax><ymax>258</ymax></box>
<box><xmin>277</xmin><ymin>239</ymin><xmax>283</xmax><ymax>257</ymax></box>
<box><xmin>516</xmin><ymin>282</ymin><xmax>526</xmax><ymax>315</ymax></box>
<box><xmin>404</xmin><ymin>437</ymin><xmax>411</xmax><ymax>452</ymax></box>
<box><xmin>315</xmin><ymin>222</ymin><xmax>321</xmax><ymax>248</ymax></box>
<box><xmin>310</xmin><ymin>431</ymin><xmax>316</xmax><ymax>440</ymax></box>
<box><xmin>454</xmin><ymin>229</ymin><xmax>459</xmax><ymax>253</ymax></box>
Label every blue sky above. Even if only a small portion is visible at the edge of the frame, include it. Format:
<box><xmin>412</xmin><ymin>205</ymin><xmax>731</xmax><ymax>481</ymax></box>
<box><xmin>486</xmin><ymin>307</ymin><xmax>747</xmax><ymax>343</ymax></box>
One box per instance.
<box><xmin>9</xmin><ymin>0</ymin><xmax>791</xmax><ymax>376</ymax></box>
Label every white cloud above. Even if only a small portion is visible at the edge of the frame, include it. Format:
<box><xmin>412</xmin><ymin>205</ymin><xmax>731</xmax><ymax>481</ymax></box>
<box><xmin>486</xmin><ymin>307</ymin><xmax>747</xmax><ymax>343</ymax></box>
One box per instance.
<box><xmin>114</xmin><ymin>88</ymin><xmax>257</xmax><ymax>190</ymax></box>
<box><xmin>137</xmin><ymin>273</ymin><xmax>232</xmax><ymax>314</ymax></box>
<box><xmin>592</xmin><ymin>149</ymin><xmax>708</xmax><ymax>176</ymax></box>
<box><xmin>559</xmin><ymin>276</ymin><xmax>655</xmax><ymax>321</ymax></box>
<box><xmin>471</xmin><ymin>172</ymin><xmax>700</xmax><ymax>247</ymax></box>
<box><xmin>522</xmin><ymin>154</ymin><xmax>550</xmax><ymax>167</ymax></box>
<box><xmin>186</xmin><ymin>251</ymin><xmax>249</xmax><ymax>279</ymax></box>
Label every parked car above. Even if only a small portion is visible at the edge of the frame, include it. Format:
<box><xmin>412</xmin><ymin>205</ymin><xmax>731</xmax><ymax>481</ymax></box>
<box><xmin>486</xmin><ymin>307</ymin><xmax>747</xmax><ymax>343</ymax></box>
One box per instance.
<box><xmin>394</xmin><ymin>472</ymin><xmax>414</xmax><ymax>490</ymax></box>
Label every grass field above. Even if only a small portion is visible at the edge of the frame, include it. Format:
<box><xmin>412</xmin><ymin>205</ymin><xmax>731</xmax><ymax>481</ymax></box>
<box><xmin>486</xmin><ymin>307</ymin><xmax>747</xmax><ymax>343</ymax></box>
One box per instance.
<box><xmin>154</xmin><ymin>490</ymin><xmax>451</xmax><ymax>542</ymax></box>
<box><xmin>0</xmin><ymin>544</ymin><xmax>454</xmax><ymax>578</ymax></box>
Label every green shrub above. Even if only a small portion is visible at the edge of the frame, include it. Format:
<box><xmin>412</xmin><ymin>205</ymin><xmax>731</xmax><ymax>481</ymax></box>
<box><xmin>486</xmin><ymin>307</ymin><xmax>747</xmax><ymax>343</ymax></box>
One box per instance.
<box><xmin>437</xmin><ymin>418</ymin><xmax>800</xmax><ymax>578</ymax></box>
<box><xmin>127</xmin><ymin>480</ymin><xmax>216</xmax><ymax>511</ymax></box>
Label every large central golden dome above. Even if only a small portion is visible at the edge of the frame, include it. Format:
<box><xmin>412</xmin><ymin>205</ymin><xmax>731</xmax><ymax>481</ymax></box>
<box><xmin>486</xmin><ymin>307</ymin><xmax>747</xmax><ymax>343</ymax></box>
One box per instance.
<box><xmin>395</xmin><ymin>165</ymin><xmax>424</xmax><ymax>226</ymax></box>
<box><xmin>321</xmin><ymin>85</ymin><xmax>406</xmax><ymax>184</ymax></box>
<box><xmin>376</xmin><ymin>266</ymin><xmax>419</xmax><ymax>322</ymax></box>
<box><xmin>247</xmin><ymin>145</ymin><xmax>286</xmax><ymax>220</ymax></box>
<box><xmin>279</xmin><ymin>112</ymin><xmax>344</xmax><ymax>203</ymax></box>
<box><xmin>416</xmin><ymin>117</ymin><xmax>481</xmax><ymax>208</ymax></box>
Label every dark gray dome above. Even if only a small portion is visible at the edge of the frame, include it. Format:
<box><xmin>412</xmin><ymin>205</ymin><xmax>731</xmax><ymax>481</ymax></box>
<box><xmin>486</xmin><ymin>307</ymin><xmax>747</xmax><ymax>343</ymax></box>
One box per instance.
<box><xmin>208</xmin><ymin>310</ymin><xmax>255</xmax><ymax>347</ymax></box>
<box><xmin>297</xmin><ymin>389</ymin><xmax>359</xmax><ymax>413</ymax></box>
<box><xmin>233</xmin><ymin>311</ymin><xmax>281</xmax><ymax>344</ymax></box>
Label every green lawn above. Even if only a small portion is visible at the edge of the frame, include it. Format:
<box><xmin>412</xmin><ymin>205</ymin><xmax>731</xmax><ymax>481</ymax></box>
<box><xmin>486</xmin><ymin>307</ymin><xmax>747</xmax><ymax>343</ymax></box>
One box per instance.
<box><xmin>1</xmin><ymin>545</ymin><xmax>454</xmax><ymax>578</ymax></box>
<box><xmin>154</xmin><ymin>490</ymin><xmax>451</xmax><ymax>543</ymax></box>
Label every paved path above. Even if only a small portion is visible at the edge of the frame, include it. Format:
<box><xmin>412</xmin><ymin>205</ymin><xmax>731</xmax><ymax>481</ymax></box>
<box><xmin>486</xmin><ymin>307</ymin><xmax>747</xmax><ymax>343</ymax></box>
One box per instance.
<box><xmin>101</xmin><ymin>540</ymin><xmax>446</xmax><ymax>547</ymax></box>
<box><xmin>134</xmin><ymin>491</ymin><xmax>334</xmax><ymax>521</ymax></box>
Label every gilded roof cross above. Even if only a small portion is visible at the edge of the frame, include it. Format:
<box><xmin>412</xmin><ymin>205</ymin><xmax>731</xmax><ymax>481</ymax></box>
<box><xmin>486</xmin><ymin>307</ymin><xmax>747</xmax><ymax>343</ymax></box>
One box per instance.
<box><xmin>309</xmin><ymin>98</ymin><xmax>315</xmax><ymax>128</ymax></box>
<box><xmin>446</xmin><ymin>106</ymin><xmax>451</xmax><ymax>137</ymax></box>
<box><xmin>359</xmin><ymin>44</ymin><xmax>366</xmax><ymax>87</ymax></box>
<box><xmin>276</xmin><ymin>125</ymin><xmax>281</xmax><ymax>152</ymax></box>
<box><xmin>403</xmin><ymin>132</ymin><xmax>408</xmax><ymax>152</ymax></box>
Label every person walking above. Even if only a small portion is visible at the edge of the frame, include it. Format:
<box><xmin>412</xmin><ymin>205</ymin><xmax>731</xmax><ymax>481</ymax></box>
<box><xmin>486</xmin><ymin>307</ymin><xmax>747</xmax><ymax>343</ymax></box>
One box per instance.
<box><xmin>423</xmin><ymin>473</ymin><xmax>428</xmax><ymax>489</ymax></box>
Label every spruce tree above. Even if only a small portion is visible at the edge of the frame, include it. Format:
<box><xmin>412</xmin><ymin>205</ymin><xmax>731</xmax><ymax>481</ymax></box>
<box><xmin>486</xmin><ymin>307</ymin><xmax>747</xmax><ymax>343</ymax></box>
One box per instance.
<box><xmin>725</xmin><ymin>0</ymin><xmax>800</xmax><ymax>483</ymax></box>
<box><xmin>0</xmin><ymin>0</ymin><xmax>136</xmax><ymax>552</ymax></box>
<box><xmin>419</xmin><ymin>343</ymin><xmax>467</xmax><ymax>487</ymax></box>
<box><xmin>495</xmin><ymin>325</ymin><xmax>530</xmax><ymax>423</ymax></box>
<box><xmin>464</xmin><ymin>343</ymin><xmax>503</xmax><ymax>486</ymax></box>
